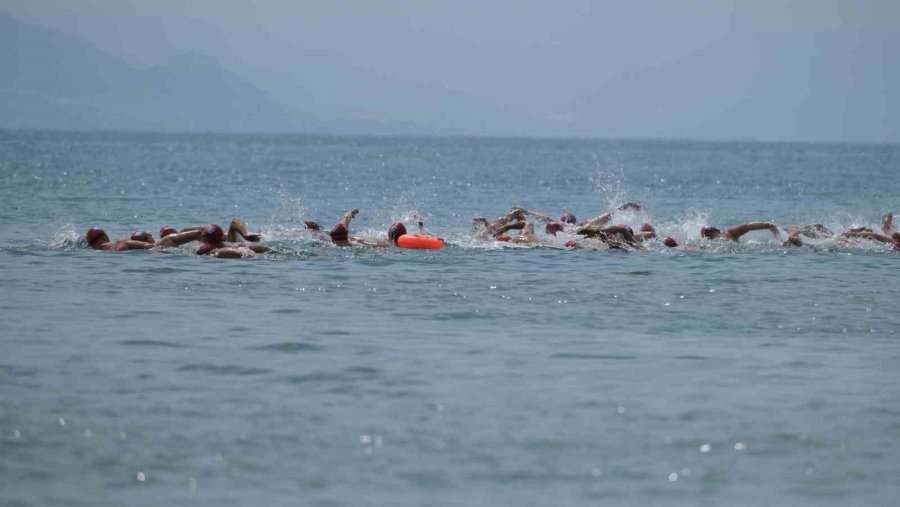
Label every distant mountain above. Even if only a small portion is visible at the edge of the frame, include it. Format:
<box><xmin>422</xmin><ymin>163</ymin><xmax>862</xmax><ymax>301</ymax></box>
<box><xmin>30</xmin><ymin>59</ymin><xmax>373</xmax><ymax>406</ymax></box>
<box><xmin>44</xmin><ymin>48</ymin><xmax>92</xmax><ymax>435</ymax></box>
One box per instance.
<box><xmin>0</xmin><ymin>13</ymin><xmax>295</xmax><ymax>132</ymax></box>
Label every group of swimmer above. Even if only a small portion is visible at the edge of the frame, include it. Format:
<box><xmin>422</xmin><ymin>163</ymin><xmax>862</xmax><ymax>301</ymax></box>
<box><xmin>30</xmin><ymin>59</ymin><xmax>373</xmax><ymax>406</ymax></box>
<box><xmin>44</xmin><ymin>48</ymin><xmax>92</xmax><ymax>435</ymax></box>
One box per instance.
<box><xmin>84</xmin><ymin>205</ymin><xmax>900</xmax><ymax>258</ymax></box>
<box><xmin>471</xmin><ymin>205</ymin><xmax>899</xmax><ymax>252</ymax></box>
<box><xmin>84</xmin><ymin>211</ymin><xmax>438</xmax><ymax>257</ymax></box>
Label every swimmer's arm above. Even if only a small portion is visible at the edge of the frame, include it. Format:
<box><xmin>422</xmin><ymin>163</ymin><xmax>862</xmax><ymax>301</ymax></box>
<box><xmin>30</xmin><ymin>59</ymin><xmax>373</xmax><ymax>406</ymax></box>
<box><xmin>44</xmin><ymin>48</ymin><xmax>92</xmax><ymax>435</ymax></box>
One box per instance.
<box><xmin>156</xmin><ymin>230</ymin><xmax>202</xmax><ymax>248</ymax></box>
<box><xmin>180</xmin><ymin>225</ymin><xmax>204</xmax><ymax>232</ymax></box>
<box><xmin>489</xmin><ymin>208</ymin><xmax>526</xmax><ymax>230</ymax></box>
<box><xmin>725</xmin><ymin>222</ymin><xmax>779</xmax><ymax>240</ymax></box>
<box><xmin>521</xmin><ymin>209</ymin><xmax>555</xmax><ymax>223</ymax></box>
<box><xmin>581</xmin><ymin>212</ymin><xmax>613</xmax><ymax>228</ymax></box>
<box><xmin>618</xmin><ymin>202</ymin><xmax>642</xmax><ymax>211</ymax></box>
<box><xmin>883</xmin><ymin>212</ymin><xmax>893</xmax><ymax>233</ymax></box>
<box><xmin>246</xmin><ymin>244</ymin><xmax>270</xmax><ymax>253</ymax></box>
<box><xmin>493</xmin><ymin>221</ymin><xmax>525</xmax><ymax>237</ymax></box>
<box><xmin>338</xmin><ymin>209</ymin><xmax>359</xmax><ymax>228</ymax></box>
<box><xmin>227</xmin><ymin>218</ymin><xmax>261</xmax><ymax>242</ymax></box>
<box><xmin>124</xmin><ymin>240</ymin><xmax>154</xmax><ymax>250</ymax></box>
<box><xmin>350</xmin><ymin>237</ymin><xmax>390</xmax><ymax>248</ymax></box>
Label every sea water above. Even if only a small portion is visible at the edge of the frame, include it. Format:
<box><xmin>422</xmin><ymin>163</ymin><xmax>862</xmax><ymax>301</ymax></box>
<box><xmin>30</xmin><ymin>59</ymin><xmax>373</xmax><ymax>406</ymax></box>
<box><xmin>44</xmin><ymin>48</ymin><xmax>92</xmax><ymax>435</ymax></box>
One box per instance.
<box><xmin>0</xmin><ymin>131</ymin><xmax>898</xmax><ymax>506</ymax></box>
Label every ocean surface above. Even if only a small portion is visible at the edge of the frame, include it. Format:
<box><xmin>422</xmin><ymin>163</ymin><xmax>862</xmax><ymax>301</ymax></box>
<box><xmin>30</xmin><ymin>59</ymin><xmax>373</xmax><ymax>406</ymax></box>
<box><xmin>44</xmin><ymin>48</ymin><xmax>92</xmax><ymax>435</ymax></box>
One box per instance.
<box><xmin>1</xmin><ymin>131</ymin><xmax>898</xmax><ymax>506</ymax></box>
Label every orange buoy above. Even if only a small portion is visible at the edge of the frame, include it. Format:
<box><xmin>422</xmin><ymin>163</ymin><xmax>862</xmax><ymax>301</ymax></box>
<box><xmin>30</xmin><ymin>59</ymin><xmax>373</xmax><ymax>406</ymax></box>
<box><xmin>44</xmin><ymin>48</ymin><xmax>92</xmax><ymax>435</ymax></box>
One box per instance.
<box><xmin>397</xmin><ymin>234</ymin><xmax>444</xmax><ymax>250</ymax></box>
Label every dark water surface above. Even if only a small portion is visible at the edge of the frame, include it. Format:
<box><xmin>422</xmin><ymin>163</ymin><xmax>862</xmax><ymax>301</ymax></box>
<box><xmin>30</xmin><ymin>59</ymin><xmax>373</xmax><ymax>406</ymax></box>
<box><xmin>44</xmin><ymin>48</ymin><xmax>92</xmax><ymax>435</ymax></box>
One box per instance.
<box><xmin>1</xmin><ymin>131</ymin><xmax>898</xmax><ymax>505</ymax></box>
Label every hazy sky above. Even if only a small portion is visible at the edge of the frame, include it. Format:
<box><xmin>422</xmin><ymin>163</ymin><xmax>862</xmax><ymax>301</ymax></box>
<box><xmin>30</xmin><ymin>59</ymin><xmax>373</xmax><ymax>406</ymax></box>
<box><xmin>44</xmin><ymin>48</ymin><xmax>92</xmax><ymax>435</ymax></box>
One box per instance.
<box><xmin>5</xmin><ymin>0</ymin><xmax>898</xmax><ymax>141</ymax></box>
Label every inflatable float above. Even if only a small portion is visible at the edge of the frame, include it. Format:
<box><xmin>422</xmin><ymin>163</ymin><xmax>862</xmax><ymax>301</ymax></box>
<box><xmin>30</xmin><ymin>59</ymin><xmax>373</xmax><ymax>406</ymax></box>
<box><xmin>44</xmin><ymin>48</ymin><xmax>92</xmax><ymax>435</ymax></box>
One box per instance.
<box><xmin>397</xmin><ymin>234</ymin><xmax>444</xmax><ymax>250</ymax></box>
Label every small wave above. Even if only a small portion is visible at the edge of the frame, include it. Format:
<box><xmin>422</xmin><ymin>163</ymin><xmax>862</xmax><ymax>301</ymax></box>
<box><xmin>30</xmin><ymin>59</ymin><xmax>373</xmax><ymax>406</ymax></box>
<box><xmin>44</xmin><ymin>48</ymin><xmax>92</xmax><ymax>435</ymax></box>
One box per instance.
<box><xmin>119</xmin><ymin>339</ymin><xmax>186</xmax><ymax>349</ymax></box>
<box><xmin>550</xmin><ymin>352</ymin><xmax>639</xmax><ymax>360</ymax></box>
<box><xmin>178</xmin><ymin>363</ymin><xmax>272</xmax><ymax>376</ymax></box>
<box><xmin>250</xmin><ymin>341</ymin><xmax>324</xmax><ymax>353</ymax></box>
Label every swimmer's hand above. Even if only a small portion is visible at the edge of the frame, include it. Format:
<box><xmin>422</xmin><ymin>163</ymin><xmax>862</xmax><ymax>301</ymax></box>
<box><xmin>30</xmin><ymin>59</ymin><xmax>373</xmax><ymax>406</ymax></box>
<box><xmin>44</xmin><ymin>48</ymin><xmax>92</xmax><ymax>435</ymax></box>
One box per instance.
<box><xmin>244</xmin><ymin>233</ymin><xmax>262</xmax><ymax>242</ymax></box>
<box><xmin>618</xmin><ymin>202</ymin><xmax>642</xmax><ymax>211</ymax></box>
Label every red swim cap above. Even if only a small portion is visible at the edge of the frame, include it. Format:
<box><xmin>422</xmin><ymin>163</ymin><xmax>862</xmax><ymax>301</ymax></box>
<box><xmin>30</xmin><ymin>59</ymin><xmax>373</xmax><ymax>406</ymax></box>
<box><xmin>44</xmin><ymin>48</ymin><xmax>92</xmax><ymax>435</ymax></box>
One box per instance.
<box><xmin>131</xmin><ymin>230</ymin><xmax>154</xmax><ymax>243</ymax></box>
<box><xmin>545</xmin><ymin>222</ymin><xmax>564</xmax><ymax>235</ymax></box>
<box><xmin>196</xmin><ymin>243</ymin><xmax>214</xmax><ymax>255</ymax></box>
<box><xmin>664</xmin><ymin>237</ymin><xmax>679</xmax><ymax>248</ymax></box>
<box><xmin>304</xmin><ymin>220</ymin><xmax>321</xmax><ymax>231</ymax></box>
<box><xmin>496</xmin><ymin>234</ymin><xmax>511</xmax><ymax>242</ymax></box>
<box><xmin>86</xmin><ymin>227</ymin><xmax>106</xmax><ymax>245</ymax></box>
<box><xmin>564</xmin><ymin>240</ymin><xmax>577</xmax><ymax>248</ymax></box>
<box><xmin>329</xmin><ymin>223</ymin><xmax>349</xmax><ymax>242</ymax></box>
<box><xmin>159</xmin><ymin>226</ymin><xmax>178</xmax><ymax>238</ymax></box>
<box><xmin>559</xmin><ymin>213</ymin><xmax>577</xmax><ymax>224</ymax></box>
<box><xmin>388</xmin><ymin>222</ymin><xmax>407</xmax><ymax>245</ymax></box>
<box><xmin>641</xmin><ymin>223</ymin><xmax>655</xmax><ymax>233</ymax></box>
<box><xmin>201</xmin><ymin>224</ymin><xmax>224</xmax><ymax>243</ymax></box>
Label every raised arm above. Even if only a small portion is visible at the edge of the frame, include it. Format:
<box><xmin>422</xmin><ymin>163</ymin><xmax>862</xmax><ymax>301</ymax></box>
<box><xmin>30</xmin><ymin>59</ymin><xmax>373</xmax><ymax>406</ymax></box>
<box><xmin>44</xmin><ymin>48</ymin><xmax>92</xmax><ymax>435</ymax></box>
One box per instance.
<box><xmin>725</xmin><ymin>222</ymin><xmax>779</xmax><ymax>240</ymax></box>
<box><xmin>520</xmin><ymin>208</ymin><xmax>556</xmax><ymax>224</ymax></box>
<box><xmin>883</xmin><ymin>212</ymin><xmax>894</xmax><ymax>233</ymax></box>
<box><xmin>338</xmin><ymin>209</ymin><xmax>359</xmax><ymax>228</ymax></box>
<box><xmin>580</xmin><ymin>212</ymin><xmax>613</xmax><ymax>228</ymax></box>
<box><xmin>226</xmin><ymin>218</ymin><xmax>261</xmax><ymax>242</ymax></box>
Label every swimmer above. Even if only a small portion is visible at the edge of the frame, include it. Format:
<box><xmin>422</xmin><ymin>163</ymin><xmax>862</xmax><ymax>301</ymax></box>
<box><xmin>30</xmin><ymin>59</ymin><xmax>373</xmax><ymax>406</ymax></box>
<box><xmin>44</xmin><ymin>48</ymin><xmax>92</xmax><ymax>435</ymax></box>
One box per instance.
<box><xmin>700</xmin><ymin>222</ymin><xmax>780</xmax><ymax>243</ymax></box>
<box><xmin>472</xmin><ymin>207</ymin><xmax>527</xmax><ymax>237</ymax></box>
<box><xmin>838</xmin><ymin>230</ymin><xmax>900</xmax><ymax>246</ymax></box>
<box><xmin>781</xmin><ymin>223</ymin><xmax>835</xmax><ymax>247</ymax></box>
<box><xmin>506</xmin><ymin>221</ymin><xmax>541</xmax><ymax>245</ymax></box>
<box><xmin>387</xmin><ymin>218</ymin><xmax>438</xmax><ymax>246</ymax></box>
<box><xmin>517</xmin><ymin>202</ymin><xmax>644</xmax><ymax>234</ymax></box>
<box><xmin>181</xmin><ymin>218</ymin><xmax>262</xmax><ymax>242</ymax></box>
<box><xmin>576</xmin><ymin>224</ymin><xmax>643</xmax><ymax>249</ymax></box>
<box><xmin>85</xmin><ymin>228</ymin><xmax>155</xmax><ymax>251</ymax></box>
<box><xmin>195</xmin><ymin>224</ymin><xmax>270</xmax><ymax>258</ymax></box>
<box><xmin>320</xmin><ymin>209</ymin><xmax>390</xmax><ymax>247</ymax></box>
<box><xmin>636</xmin><ymin>223</ymin><xmax>657</xmax><ymax>241</ymax></box>
<box><xmin>85</xmin><ymin>227</ymin><xmax>201</xmax><ymax>251</ymax></box>
<box><xmin>660</xmin><ymin>236</ymin><xmax>699</xmax><ymax>251</ymax></box>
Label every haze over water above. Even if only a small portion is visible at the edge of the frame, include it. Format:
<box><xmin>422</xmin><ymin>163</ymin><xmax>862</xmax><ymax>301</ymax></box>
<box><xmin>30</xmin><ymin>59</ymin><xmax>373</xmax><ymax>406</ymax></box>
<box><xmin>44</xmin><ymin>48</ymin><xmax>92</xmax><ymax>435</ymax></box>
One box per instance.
<box><xmin>1</xmin><ymin>131</ymin><xmax>898</xmax><ymax>505</ymax></box>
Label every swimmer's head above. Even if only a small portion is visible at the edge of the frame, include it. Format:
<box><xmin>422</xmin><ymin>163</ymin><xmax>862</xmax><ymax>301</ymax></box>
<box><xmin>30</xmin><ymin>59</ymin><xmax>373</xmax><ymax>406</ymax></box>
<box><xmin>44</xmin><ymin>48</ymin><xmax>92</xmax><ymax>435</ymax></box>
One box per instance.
<box><xmin>545</xmin><ymin>222</ymin><xmax>564</xmax><ymax>235</ymax></box>
<box><xmin>495</xmin><ymin>234</ymin><xmax>511</xmax><ymax>242</ymax></box>
<box><xmin>130</xmin><ymin>230</ymin><xmax>154</xmax><ymax>243</ymax></box>
<box><xmin>195</xmin><ymin>243</ymin><xmax>214</xmax><ymax>255</ymax></box>
<box><xmin>304</xmin><ymin>220</ymin><xmax>321</xmax><ymax>231</ymax></box>
<box><xmin>559</xmin><ymin>212</ymin><xmax>577</xmax><ymax>224</ymax></box>
<box><xmin>159</xmin><ymin>226</ymin><xmax>178</xmax><ymax>238</ymax></box>
<box><xmin>200</xmin><ymin>224</ymin><xmax>224</xmax><ymax>244</ymax></box>
<box><xmin>329</xmin><ymin>223</ymin><xmax>349</xmax><ymax>242</ymax></box>
<box><xmin>640</xmin><ymin>223</ymin><xmax>656</xmax><ymax>233</ymax></box>
<box><xmin>663</xmin><ymin>236</ymin><xmax>679</xmax><ymax>248</ymax></box>
<box><xmin>564</xmin><ymin>240</ymin><xmax>578</xmax><ymax>248</ymax></box>
<box><xmin>387</xmin><ymin>222</ymin><xmax>407</xmax><ymax>245</ymax></box>
<box><xmin>700</xmin><ymin>226</ymin><xmax>721</xmax><ymax>239</ymax></box>
<box><xmin>86</xmin><ymin>227</ymin><xmax>108</xmax><ymax>246</ymax></box>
